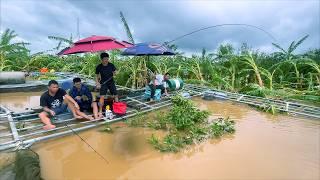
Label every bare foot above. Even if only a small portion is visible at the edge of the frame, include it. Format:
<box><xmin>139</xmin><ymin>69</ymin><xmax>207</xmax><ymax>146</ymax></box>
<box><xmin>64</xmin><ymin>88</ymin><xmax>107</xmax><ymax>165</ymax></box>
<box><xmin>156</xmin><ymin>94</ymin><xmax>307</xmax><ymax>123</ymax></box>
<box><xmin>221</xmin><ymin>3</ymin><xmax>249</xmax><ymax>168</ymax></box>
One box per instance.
<box><xmin>43</xmin><ymin>124</ymin><xmax>56</xmax><ymax>130</ymax></box>
<box><xmin>98</xmin><ymin>112</ymin><xmax>104</xmax><ymax>119</ymax></box>
<box><xmin>87</xmin><ymin>115</ymin><xmax>95</xmax><ymax>121</ymax></box>
<box><xmin>74</xmin><ymin>115</ymin><xmax>83</xmax><ymax>119</ymax></box>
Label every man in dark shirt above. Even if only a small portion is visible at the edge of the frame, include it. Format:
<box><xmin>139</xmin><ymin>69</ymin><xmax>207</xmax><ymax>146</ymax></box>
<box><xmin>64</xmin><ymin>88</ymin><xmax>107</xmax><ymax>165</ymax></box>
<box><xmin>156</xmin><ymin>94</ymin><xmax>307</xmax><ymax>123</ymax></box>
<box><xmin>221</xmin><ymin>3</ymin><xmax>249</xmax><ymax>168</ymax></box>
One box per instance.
<box><xmin>69</xmin><ymin>78</ymin><xmax>103</xmax><ymax>119</ymax></box>
<box><xmin>39</xmin><ymin>80</ymin><xmax>93</xmax><ymax>130</ymax></box>
<box><xmin>95</xmin><ymin>52</ymin><xmax>118</xmax><ymax>115</ymax></box>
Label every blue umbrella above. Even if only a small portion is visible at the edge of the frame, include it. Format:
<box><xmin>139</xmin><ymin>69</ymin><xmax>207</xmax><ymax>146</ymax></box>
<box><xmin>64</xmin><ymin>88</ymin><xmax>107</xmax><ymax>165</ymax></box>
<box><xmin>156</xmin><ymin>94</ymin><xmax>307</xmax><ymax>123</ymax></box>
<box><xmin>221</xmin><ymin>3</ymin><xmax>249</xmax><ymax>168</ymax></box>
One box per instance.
<box><xmin>121</xmin><ymin>43</ymin><xmax>175</xmax><ymax>88</ymax></box>
<box><xmin>121</xmin><ymin>43</ymin><xmax>175</xmax><ymax>56</ymax></box>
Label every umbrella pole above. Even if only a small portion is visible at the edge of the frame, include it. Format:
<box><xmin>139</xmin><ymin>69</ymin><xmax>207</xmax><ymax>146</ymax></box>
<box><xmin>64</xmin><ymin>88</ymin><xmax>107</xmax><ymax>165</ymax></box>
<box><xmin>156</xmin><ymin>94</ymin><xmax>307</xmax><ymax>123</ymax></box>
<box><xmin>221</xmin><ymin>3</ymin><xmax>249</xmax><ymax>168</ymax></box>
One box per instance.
<box><xmin>144</xmin><ymin>56</ymin><xmax>149</xmax><ymax>86</ymax></box>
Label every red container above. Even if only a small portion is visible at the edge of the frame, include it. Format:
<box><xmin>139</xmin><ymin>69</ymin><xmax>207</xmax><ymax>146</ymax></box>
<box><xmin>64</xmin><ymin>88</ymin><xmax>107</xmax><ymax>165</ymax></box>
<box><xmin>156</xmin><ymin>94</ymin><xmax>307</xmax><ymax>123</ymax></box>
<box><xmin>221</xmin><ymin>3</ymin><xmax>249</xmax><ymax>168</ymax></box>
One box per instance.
<box><xmin>112</xmin><ymin>102</ymin><xmax>127</xmax><ymax>115</ymax></box>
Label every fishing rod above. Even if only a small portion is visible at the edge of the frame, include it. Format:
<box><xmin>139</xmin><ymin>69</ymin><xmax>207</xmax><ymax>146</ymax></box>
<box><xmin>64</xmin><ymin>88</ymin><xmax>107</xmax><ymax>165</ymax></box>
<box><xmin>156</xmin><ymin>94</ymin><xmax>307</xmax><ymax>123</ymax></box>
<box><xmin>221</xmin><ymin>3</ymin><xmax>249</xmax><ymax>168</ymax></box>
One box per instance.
<box><xmin>94</xmin><ymin>74</ymin><xmax>114</xmax><ymax>92</ymax></box>
<box><xmin>51</xmin><ymin>116</ymin><xmax>110</xmax><ymax>164</ymax></box>
<box><xmin>163</xmin><ymin>23</ymin><xmax>277</xmax><ymax>45</ymax></box>
<box><xmin>100</xmin><ymin>76</ymin><xmax>114</xmax><ymax>86</ymax></box>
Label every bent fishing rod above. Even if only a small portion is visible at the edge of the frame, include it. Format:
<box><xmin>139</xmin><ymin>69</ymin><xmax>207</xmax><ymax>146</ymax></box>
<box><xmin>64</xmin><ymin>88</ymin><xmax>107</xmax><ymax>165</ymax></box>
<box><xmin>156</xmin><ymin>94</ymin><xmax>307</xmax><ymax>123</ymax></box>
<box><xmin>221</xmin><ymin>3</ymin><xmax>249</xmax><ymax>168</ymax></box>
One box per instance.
<box><xmin>163</xmin><ymin>23</ymin><xmax>278</xmax><ymax>46</ymax></box>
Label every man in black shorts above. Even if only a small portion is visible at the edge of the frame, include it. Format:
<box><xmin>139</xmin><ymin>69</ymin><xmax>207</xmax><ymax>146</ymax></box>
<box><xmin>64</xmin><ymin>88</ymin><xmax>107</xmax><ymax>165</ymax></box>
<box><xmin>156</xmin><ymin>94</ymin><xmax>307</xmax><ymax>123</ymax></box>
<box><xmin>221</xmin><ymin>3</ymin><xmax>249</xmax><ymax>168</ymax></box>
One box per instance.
<box><xmin>95</xmin><ymin>52</ymin><xmax>118</xmax><ymax>115</ymax></box>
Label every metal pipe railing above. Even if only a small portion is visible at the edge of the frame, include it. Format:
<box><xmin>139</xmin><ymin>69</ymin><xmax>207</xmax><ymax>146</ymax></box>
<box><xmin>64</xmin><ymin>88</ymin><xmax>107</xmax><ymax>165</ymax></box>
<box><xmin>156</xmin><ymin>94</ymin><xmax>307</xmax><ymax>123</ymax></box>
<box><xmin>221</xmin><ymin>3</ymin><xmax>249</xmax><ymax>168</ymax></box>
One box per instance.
<box><xmin>0</xmin><ymin>106</ymin><xmax>20</xmax><ymax>141</ymax></box>
<box><xmin>20</xmin><ymin>101</ymin><xmax>174</xmax><ymax>151</ymax></box>
<box><xmin>1</xmin><ymin>82</ymin><xmax>319</xmax><ymax>152</ymax></box>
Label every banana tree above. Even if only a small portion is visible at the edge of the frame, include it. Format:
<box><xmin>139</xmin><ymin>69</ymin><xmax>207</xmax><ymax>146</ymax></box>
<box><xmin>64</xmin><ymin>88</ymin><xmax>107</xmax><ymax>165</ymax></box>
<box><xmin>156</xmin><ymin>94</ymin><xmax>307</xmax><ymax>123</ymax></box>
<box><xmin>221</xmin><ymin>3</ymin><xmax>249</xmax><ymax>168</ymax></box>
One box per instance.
<box><xmin>214</xmin><ymin>43</ymin><xmax>235</xmax><ymax>62</ymax></box>
<box><xmin>48</xmin><ymin>34</ymin><xmax>73</xmax><ymax>53</ymax></box>
<box><xmin>190</xmin><ymin>57</ymin><xmax>204</xmax><ymax>82</ymax></box>
<box><xmin>275</xmin><ymin>58</ymin><xmax>307</xmax><ymax>89</ymax></box>
<box><xmin>121</xmin><ymin>57</ymin><xmax>148</xmax><ymax>89</ymax></box>
<box><xmin>210</xmin><ymin>64</ymin><xmax>233</xmax><ymax>90</ymax></box>
<box><xmin>219</xmin><ymin>54</ymin><xmax>240</xmax><ymax>90</ymax></box>
<box><xmin>0</xmin><ymin>28</ymin><xmax>30</xmax><ymax>71</ymax></box>
<box><xmin>302</xmin><ymin>58</ymin><xmax>320</xmax><ymax>85</ymax></box>
<box><xmin>241</xmin><ymin>53</ymin><xmax>264</xmax><ymax>87</ymax></box>
<box><xmin>259</xmin><ymin>67</ymin><xmax>278</xmax><ymax>90</ymax></box>
<box><xmin>0</xmin><ymin>29</ymin><xmax>29</xmax><ymax>53</ymax></box>
<box><xmin>78</xmin><ymin>54</ymin><xmax>100</xmax><ymax>77</ymax></box>
<box><xmin>272</xmin><ymin>35</ymin><xmax>309</xmax><ymax>62</ymax></box>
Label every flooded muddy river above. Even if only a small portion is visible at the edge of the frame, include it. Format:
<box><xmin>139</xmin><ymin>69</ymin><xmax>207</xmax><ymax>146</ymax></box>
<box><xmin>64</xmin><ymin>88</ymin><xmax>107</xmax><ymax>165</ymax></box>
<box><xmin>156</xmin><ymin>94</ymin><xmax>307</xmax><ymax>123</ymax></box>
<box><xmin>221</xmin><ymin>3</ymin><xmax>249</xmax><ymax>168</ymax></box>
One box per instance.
<box><xmin>0</xmin><ymin>92</ymin><xmax>319</xmax><ymax>179</ymax></box>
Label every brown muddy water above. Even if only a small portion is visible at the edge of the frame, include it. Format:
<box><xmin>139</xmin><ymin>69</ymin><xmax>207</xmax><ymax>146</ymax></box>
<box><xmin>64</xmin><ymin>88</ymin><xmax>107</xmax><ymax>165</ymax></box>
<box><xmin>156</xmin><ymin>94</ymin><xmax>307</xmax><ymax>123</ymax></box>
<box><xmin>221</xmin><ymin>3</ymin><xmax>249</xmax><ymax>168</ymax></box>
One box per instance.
<box><xmin>0</xmin><ymin>92</ymin><xmax>319</xmax><ymax>180</ymax></box>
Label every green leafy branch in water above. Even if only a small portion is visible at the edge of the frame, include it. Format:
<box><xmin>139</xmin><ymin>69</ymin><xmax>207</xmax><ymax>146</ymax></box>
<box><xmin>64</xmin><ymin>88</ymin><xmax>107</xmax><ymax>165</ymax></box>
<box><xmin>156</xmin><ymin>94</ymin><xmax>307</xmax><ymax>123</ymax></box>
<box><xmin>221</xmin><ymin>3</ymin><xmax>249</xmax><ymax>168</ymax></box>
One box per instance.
<box><xmin>147</xmin><ymin>111</ymin><xmax>168</xmax><ymax>130</ymax></box>
<box><xmin>262</xmin><ymin>104</ymin><xmax>278</xmax><ymax>115</ymax></box>
<box><xmin>210</xmin><ymin>117</ymin><xmax>236</xmax><ymax>137</ymax></box>
<box><xmin>146</xmin><ymin>96</ymin><xmax>236</xmax><ymax>152</ymax></box>
<box><xmin>106</xmin><ymin>96</ymin><xmax>236</xmax><ymax>152</ymax></box>
<box><xmin>100</xmin><ymin>122</ymin><xmax>113</xmax><ymax>133</ymax></box>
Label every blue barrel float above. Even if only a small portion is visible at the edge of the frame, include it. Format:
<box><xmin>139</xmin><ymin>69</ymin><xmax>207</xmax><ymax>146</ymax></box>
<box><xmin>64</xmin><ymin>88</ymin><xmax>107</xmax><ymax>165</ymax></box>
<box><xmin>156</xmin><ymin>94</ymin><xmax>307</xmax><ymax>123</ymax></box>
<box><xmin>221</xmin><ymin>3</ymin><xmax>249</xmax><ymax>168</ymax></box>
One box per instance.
<box><xmin>166</xmin><ymin>78</ymin><xmax>184</xmax><ymax>91</ymax></box>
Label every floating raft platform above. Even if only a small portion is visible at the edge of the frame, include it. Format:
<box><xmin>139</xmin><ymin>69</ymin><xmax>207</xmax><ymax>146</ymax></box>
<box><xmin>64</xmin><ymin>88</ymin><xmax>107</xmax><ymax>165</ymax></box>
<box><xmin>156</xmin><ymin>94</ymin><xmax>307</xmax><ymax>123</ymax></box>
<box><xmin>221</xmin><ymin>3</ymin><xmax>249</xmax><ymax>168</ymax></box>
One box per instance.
<box><xmin>0</xmin><ymin>80</ymin><xmax>319</xmax><ymax>152</ymax></box>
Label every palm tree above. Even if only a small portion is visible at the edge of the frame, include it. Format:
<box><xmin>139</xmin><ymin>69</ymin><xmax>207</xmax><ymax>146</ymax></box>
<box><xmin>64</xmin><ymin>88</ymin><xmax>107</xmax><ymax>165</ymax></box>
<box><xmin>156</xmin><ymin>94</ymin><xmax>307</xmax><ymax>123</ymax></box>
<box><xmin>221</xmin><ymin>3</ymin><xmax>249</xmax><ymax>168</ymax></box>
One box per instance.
<box><xmin>120</xmin><ymin>11</ymin><xmax>135</xmax><ymax>44</ymax></box>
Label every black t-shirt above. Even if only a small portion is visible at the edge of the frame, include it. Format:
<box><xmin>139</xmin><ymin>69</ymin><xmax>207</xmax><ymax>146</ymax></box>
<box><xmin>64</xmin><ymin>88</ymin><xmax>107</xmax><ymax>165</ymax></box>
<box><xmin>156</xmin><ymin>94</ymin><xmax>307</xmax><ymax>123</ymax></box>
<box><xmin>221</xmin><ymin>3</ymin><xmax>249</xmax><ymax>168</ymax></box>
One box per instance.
<box><xmin>95</xmin><ymin>63</ymin><xmax>116</xmax><ymax>84</ymax></box>
<box><xmin>40</xmin><ymin>88</ymin><xmax>67</xmax><ymax>109</ymax></box>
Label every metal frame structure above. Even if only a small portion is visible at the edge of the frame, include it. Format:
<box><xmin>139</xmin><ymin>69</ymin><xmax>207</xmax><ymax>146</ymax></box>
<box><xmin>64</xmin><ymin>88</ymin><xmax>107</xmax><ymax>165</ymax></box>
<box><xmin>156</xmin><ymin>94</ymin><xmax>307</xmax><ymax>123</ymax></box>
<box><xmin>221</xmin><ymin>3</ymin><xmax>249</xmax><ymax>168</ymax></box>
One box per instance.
<box><xmin>0</xmin><ymin>87</ymin><xmax>201</xmax><ymax>151</ymax></box>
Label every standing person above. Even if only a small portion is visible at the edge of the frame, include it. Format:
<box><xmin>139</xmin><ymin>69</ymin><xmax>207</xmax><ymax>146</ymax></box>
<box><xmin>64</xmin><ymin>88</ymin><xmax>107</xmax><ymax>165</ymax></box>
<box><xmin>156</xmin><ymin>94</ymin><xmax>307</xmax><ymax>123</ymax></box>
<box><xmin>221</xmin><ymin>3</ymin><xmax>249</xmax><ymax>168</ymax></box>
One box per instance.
<box><xmin>95</xmin><ymin>52</ymin><xmax>118</xmax><ymax>116</ymax></box>
<box><xmin>69</xmin><ymin>78</ymin><xmax>103</xmax><ymax>120</ymax></box>
<box><xmin>38</xmin><ymin>80</ymin><xmax>93</xmax><ymax>130</ymax></box>
<box><xmin>149</xmin><ymin>72</ymin><xmax>170</xmax><ymax>101</ymax></box>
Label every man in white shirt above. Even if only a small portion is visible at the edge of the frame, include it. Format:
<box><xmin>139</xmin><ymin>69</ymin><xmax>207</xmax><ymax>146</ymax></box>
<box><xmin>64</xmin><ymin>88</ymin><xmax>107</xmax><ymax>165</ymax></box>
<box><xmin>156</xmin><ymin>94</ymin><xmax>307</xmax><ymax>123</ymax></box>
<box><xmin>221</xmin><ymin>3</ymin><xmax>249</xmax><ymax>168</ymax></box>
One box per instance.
<box><xmin>149</xmin><ymin>72</ymin><xmax>170</xmax><ymax>101</ymax></box>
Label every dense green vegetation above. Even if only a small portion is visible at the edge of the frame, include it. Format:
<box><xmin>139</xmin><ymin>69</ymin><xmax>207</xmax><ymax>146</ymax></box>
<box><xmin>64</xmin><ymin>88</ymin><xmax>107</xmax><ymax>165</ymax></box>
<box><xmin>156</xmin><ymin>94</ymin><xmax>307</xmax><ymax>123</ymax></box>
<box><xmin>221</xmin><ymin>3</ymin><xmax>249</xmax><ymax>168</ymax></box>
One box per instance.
<box><xmin>123</xmin><ymin>96</ymin><xmax>235</xmax><ymax>152</ymax></box>
<box><xmin>1</xmin><ymin>27</ymin><xmax>319</xmax><ymax>104</ymax></box>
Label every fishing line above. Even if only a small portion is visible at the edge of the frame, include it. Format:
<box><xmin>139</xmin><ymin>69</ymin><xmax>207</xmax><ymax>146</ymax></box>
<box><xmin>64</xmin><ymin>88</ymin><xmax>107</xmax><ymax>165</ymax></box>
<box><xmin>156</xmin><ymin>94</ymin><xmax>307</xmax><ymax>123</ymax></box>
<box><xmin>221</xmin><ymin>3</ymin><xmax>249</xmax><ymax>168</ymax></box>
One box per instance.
<box><xmin>59</xmin><ymin>118</ymin><xmax>110</xmax><ymax>164</ymax></box>
<box><xmin>163</xmin><ymin>23</ymin><xmax>277</xmax><ymax>45</ymax></box>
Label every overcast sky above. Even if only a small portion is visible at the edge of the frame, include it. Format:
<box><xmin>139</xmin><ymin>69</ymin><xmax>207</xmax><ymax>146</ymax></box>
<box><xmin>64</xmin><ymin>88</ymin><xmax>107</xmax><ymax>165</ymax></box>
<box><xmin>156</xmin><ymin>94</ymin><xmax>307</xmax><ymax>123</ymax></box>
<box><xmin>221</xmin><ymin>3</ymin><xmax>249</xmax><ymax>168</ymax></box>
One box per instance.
<box><xmin>1</xmin><ymin>0</ymin><xmax>319</xmax><ymax>55</ymax></box>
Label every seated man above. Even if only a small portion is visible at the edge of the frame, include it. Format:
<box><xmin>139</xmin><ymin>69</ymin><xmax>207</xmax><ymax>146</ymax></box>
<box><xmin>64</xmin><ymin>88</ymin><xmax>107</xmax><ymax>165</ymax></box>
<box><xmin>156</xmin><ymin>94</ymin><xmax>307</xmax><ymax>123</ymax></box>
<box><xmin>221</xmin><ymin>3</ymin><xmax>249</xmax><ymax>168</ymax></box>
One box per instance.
<box><xmin>149</xmin><ymin>72</ymin><xmax>170</xmax><ymax>101</ymax></box>
<box><xmin>69</xmin><ymin>78</ymin><xmax>102</xmax><ymax>120</ymax></box>
<box><xmin>38</xmin><ymin>80</ymin><xmax>92</xmax><ymax>130</ymax></box>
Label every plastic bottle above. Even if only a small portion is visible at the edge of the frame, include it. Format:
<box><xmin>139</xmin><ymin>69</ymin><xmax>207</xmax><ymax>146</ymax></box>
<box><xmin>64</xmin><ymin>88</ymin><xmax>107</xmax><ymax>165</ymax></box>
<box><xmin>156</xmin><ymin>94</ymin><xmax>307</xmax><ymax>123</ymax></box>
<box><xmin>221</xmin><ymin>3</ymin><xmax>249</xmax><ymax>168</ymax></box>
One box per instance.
<box><xmin>105</xmin><ymin>105</ymin><xmax>113</xmax><ymax>120</ymax></box>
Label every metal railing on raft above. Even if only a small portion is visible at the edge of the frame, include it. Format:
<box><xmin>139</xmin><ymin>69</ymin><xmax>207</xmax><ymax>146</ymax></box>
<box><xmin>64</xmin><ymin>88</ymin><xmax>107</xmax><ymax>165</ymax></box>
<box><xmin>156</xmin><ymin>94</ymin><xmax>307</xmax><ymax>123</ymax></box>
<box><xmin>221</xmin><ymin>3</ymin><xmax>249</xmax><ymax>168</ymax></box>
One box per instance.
<box><xmin>0</xmin><ymin>83</ymin><xmax>319</xmax><ymax>152</ymax></box>
<box><xmin>184</xmin><ymin>84</ymin><xmax>320</xmax><ymax>119</ymax></box>
<box><xmin>0</xmin><ymin>90</ymin><xmax>201</xmax><ymax>151</ymax></box>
